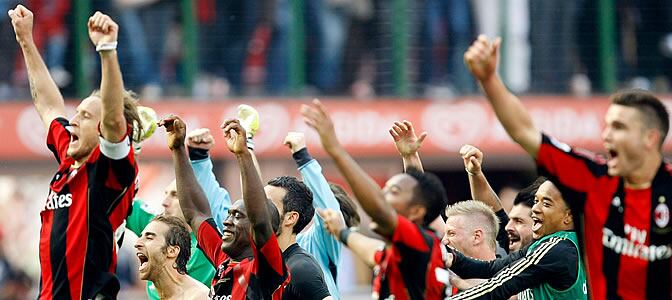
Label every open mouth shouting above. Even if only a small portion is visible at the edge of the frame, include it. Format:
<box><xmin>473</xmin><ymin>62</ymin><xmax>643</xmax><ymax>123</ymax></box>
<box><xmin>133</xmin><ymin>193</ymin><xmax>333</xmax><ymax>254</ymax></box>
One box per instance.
<box><xmin>507</xmin><ymin>231</ymin><xmax>521</xmax><ymax>249</ymax></box>
<box><xmin>136</xmin><ymin>251</ymin><xmax>150</xmax><ymax>277</ymax></box>
<box><xmin>531</xmin><ymin>216</ymin><xmax>543</xmax><ymax>236</ymax></box>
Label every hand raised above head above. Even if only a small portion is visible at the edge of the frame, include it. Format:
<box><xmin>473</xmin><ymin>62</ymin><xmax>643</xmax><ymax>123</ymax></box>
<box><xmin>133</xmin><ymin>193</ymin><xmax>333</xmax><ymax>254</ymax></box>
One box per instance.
<box><xmin>159</xmin><ymin>115</ymin><xmax>186</xmax><ymax>151</ymax></box>
<box><xmin>221</xmin><ymin>119</ymin><xmax>248</xmax><ymax>155</ymax></box>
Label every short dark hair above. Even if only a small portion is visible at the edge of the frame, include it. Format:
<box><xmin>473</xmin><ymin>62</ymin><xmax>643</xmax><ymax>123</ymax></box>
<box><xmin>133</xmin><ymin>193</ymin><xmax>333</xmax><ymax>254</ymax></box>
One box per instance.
<box><xmin>611</xmin><ymin>89</ymin><xmax>669</xmax><ymax>147</ymax></box>
<box><xmin>329</xmin><ymin>183</ymin><xmax>361</xmax><ymax>228</ymax></box>
<box><xmin>513</xmin><ymin>176</ymin><xmax>547</xmax><ymax>208</ymax></box>
<box><xmin>152</xmin><ymin>215</ymin><xmax>191</xmax><ymax>275</ymax></box>
<box><xmin>405</xmin><ymin>168</ymin><xmax>449</xmax><ymax>227</ymax></box>
<box><xmin>267</xmin><ymin>176</ymin><xmax>314</xmax><ymax>234</ymax></box>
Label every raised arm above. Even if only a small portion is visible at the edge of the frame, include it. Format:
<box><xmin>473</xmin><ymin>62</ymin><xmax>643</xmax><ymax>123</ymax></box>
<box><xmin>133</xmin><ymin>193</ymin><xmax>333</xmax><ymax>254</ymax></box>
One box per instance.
<box><xmin>460</xmin><ymin>145</ymin><xmax>503</xmax><ymax>211</ymax></box>
<box><xmin>9</xmin><ymin>5</ymin><xmax>65</xmax><ymax>130</ymax></box>
<box><xmin>302</xmin><ymin>99</ymin><xmax>398</xmax><ymax>237</ymax></box>
<box><xmin>221</xmin><ymin>119</ymin><xmax>273</xmax><ymax>246</ymax></box>
<box><xmin>187</xmin><ymin>128</ymin><xmax>232</xmax><ymax>229</ymax></box>
<box><xmin>161</xmin><ymin>116</ymin><xmax>211</xmax><ymax>232</ymax></box>
<box><xmin>389</xmin><ymin>120</ymin><xmax>427</xmax><ymax>172</ymax></box>
<box><xmin>464</xmin><ymin>35</ymin><xmax>541</xmax><ymax>157</ymax></box>
<box><xmin>285</xmin><ymin>132</ymin><xmax>342</xmax><ymax>261</ymax></box>
<box><xmin>318</xmin><ymin>208</ymin><xmax>384</xmax><ymax>267</ymax></box>
<box><xmin>88</xmin><ymin>12</ymin><xmax>126</xmax><ymax>142</ymax></box>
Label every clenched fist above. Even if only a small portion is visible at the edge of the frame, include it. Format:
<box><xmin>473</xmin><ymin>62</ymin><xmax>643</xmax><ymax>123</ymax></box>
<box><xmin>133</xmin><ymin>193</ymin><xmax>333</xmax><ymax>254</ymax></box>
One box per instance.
<box><xmin>464</xmin><ymin>35</ymin><xmax>501</xmax><ymax>82</ymax></box>
<box><xmin>8</xmin><ymin>5</ymin><xmax>34</xmax><ymax>45</ymax></box>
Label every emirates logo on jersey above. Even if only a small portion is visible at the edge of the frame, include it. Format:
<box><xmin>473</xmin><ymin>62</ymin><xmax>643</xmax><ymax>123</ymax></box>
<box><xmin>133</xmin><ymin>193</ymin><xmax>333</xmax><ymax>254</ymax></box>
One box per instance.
<box><xmin>655</xmin><ymin>203</ymin><xmax>670</xmax><ymax>228</ymax></box>
<box><xmin>44</xmin><ymin>191</ymin><xmax>72</xmax><ymax>210</ymax></box>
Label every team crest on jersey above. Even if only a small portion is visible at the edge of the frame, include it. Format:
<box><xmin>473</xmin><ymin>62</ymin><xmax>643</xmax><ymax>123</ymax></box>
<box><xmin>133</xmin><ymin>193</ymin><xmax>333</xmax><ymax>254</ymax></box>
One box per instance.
<box><xmin>612</xmin><ymin>196</ymin><xmax>621</xmax><ymax>207</ymax></box>
<box><xmin>655</xmin><ymin>202</ymin><xmax>669</xmax><ymax>228</ymax></box>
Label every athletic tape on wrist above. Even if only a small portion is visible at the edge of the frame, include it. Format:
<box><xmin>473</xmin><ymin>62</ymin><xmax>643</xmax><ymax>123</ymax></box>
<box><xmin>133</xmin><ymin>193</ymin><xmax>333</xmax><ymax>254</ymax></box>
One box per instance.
<box><xmin>96</xmin><ymin>41</ymin><xmax>118</xmax><ymax>52</ymax></box>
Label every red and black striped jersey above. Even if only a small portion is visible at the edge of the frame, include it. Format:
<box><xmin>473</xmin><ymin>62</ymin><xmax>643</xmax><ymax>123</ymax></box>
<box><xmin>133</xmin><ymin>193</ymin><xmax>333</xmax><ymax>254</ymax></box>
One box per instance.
<box><xmin>40</xmin><ymin>117</ymin><xmax>137</xmax><ymax>299</ymax></box>
<box><xmin>372</xmin><ymin>215</ymin><xmax>447</xmax><ymax>300</ymax></box>
<box><xmin>536</xmin><ymin>133</ymin><xmax>672</xmax><ymax>299</ymax></box>
<box><xmin>197</xmin><ymin>218</ymin><xmax>290</xmax><ymax>300</ymax></box>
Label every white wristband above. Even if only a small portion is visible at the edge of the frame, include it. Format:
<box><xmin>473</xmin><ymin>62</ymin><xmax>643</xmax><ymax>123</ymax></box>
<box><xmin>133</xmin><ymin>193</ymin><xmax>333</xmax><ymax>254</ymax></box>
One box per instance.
<box><xmin>96</xmin><ymin>41</ymin><xmax>118</xmax><ymax>52</ymax></box>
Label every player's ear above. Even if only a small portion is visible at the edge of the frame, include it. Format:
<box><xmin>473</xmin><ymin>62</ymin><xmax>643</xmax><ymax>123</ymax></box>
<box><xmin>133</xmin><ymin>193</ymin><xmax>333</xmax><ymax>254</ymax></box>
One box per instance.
<box><xmin>166</xmin><ymin>245</ymin><xmax>180</xmax><ymax>259</ymax></box>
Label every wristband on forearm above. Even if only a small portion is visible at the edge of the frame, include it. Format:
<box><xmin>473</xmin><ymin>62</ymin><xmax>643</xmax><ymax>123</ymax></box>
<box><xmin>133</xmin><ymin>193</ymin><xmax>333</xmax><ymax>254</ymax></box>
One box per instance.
<box><xmin>339</xmin><ymin>228</ymin><xmax>352</xmax><ymax>246</ymax></box>
<box><xmin>246</xmin><ymin>137</ymin><xmax>255</xmax><ymax>151</ymax></box>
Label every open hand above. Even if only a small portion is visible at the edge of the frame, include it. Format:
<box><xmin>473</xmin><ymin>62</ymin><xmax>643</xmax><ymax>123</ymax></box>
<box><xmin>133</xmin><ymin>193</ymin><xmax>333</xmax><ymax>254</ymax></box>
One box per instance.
<box><xmin>389</xmin><ymin>120</ymin><xmax>427</xmax><ymax>157</ymax></box>
<box><xmin>300</xmin><ymin>99</ymin><xmax>341</xmax><ymax>155</ymax></box>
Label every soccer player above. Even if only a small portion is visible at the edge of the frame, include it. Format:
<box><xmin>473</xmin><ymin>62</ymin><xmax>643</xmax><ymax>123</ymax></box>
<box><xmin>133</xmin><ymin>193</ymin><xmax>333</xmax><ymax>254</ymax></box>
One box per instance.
<box><xmin>189</xmin><ymin>129</ymin><xmax>335</xmax><ymax>300</ymax></box>
<box><xmin>460</xmin><ymin>144</ymin><xmax>537</xmax><ymax>252</ymax></box>
<box><xmin>134</xmin><ymin>215</ymin><xmax>209</xmax><ymax>300</ymax></box>
<box><xmin>443</xmin><ymin>200</ymin><xmax>499</xmax><ymax>261</ymax></box>
<box><xmin>126</xmin><ymin>180</ymin><xmax>217</xmax><ymax>299</ymax></box>
<box><xmin>302</xmin><ymin>100</ymin><xmax>449</xmax><ymax>300</ymax></box>
<box><xmin>446</xmin><ymin>179</ymin><xmax>588</xmax><ymax>299</ymax></box>
<box><xmin>283</xmin><ymin>131</ymin><xmax>361</xmax><ymax>300</ymax></box>
<box><xmin>162</xmin><ymin>115</ymin><xmax>289</xmax><ymax>299</ymax></box>
<box><xmin>9</xmin><ymin>6</ymin><xmax>142</xmax><ymax>299</ymax></box>
<box><xmin>465</xmin><ymin>34</ymin><xmax>672</xmax><ymax>298</ymax></box>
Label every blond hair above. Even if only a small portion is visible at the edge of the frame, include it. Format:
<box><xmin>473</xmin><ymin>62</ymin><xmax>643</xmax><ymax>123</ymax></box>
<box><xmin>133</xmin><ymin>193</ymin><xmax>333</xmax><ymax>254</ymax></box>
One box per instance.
<box><xmin>445</xmin><ymin>200</ymin><xmax>499</xmax><ymax>251</ymax></box>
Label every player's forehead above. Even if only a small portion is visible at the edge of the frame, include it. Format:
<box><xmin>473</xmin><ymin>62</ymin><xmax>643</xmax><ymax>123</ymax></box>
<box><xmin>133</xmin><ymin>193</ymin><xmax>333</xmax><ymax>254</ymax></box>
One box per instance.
<box><xmin>230</xmin><ymin>199</ymin><xmax>247</xmax><ymax>214</ymax></box>
<box><xmin>77</xmin><ymin>96</ymin><xmax>102</xmax><ymax>115</ymax></box>
<box><xmin>535</xmin><ymin>181</ymin><xmax>562</xmax><ymax>204</ymax></box>
<box><xmin>385</xmin><ymin>173</ymin><xmax>417</xmax><ymax>190</ymax></box>
<box><xmin>605</xmin><ymin>104</ymin><xmax>642</xmax><ymax>125</ymax></box>
<box><xmin>509</xmin><ymin>204</ymin><xmax>532</xmax><ymax>219</ymax></box>
<box><xmin>445</xmin><ymin>214</ymin><xmax>465</xmax><ymax>229</ymax></box>
<box><xmin>165</xmin><ymin>180</ymin><xmax>177</xmax><ymax>194</ymax></box>
<box><xmin>143</xmin><ymin>220</ymin><xmax>168</xmax><ymax>238</ymax></box>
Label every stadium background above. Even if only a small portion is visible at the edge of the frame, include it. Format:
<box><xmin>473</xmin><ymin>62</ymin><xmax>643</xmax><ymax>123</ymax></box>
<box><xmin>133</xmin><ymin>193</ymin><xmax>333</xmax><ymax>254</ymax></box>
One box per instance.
<box><xmin>1</xmin><ymin>0</ymin><xmax>672</xmax><ymax>298</ymax></box>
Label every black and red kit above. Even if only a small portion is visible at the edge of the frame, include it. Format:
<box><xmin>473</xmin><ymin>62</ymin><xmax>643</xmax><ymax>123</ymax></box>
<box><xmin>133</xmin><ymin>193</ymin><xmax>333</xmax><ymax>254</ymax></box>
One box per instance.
<box><xmin>536</xmin><ymin>133</ymin><xmax>672</xmax><ymax>299</ymax></box>
<box><xmin>40</xmin><ymin>117</ymin><xmax>137</xmax><ymax>299</ymax></box>
<box><xmin>198</xmin><ymin>218</ymin><xmax>290</xmax><ymax>300</ymax></box>
<box><xmin>372</xmin><ymin>215</ymin><xmax>447</xmax><ymax>300</ymax></box>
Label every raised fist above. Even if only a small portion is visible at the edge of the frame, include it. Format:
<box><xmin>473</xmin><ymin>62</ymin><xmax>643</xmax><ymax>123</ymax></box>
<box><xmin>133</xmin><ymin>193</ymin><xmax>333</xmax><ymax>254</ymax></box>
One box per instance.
<box><xmin>88</xmin><ymin>11</ymin><xmax>118</xmax><ymax>47</ymax></box>
<box><xmin>464</xmin><ymin>35</ymin><xmax>501</xmax><ymax>82</ymax></box>
<box><xmin>8</xmin><ymin>5</ymin><xmax>34</xmax><ymax>45</ymax></box>
<box><xmin>459</xmin><ymin>144</ymin><xmax>484</xmax><ymax>175</ymax></box>
<box><xmin>283</xmin><ymin>132</ymin><xmax>307</xmax><ymax>154</ymax></box>
<box><xmin>187</xmin><ymin>128</ymin><xmax>215</xmax><ymax>151</ymax></box>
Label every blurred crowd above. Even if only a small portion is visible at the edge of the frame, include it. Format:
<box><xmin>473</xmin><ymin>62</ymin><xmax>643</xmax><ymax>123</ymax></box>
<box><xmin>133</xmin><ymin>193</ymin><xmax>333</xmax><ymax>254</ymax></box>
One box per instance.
<box><xmin>0</xmin><ymin>0</ymin><xmax>672</xmax><ymax>99</ymax></box>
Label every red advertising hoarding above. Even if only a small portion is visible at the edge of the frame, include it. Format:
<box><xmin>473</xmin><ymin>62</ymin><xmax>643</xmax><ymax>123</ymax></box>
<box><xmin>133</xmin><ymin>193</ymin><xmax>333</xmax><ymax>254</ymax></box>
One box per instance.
<box><xmin>2</xmin><ymin>97</ymin><xmax>671</xmax><ymax>161</ymax></box>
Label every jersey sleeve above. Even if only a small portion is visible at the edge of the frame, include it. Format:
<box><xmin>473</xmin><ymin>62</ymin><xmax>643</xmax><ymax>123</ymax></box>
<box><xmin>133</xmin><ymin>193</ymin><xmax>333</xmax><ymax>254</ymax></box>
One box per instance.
<box><xmin>536</xmin><ymin>133</ymin><xmax>609</xmax><ymax>208</ymax></box>
<box><xmin>252</xmin><ymin>234</ymin><xmax>289</xmax><ymax>296</ymax></box>
<box><xmin>296</xmin><ymin>150</ymin><xmax>342</xmax><ymax>268</ymax></box>
<box><xmin>126</xmin><ymin>200</ymin><xmax>157</xmax><ymax>236</ymax></box>
<box><xmin>449</xmin><ymin>245</ymin><xmax>528</xmax><ymax>279</ymax></box>
<box><xmin>46</xmin><ymin>117</ymin><xmax>71</xmax><ymax>164</ymax></box>
<box><xmin>196</xmin><ymin>218</ymin><xmax>228</xmax><ymax>267</ymax></box>
<box><xmin>287</xmin><ymin>257</ymin><xmax>332</xmax><ymax>300</ymax></box>
<box><xmin>449</xmin><ymin>238</ymin><xmax>579</xmax><ymax>300</ymax></box>
<box><xmin>190</xmin><ymin>151</ymin><xmax>232</xmax><ymax>232</ymax></box>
